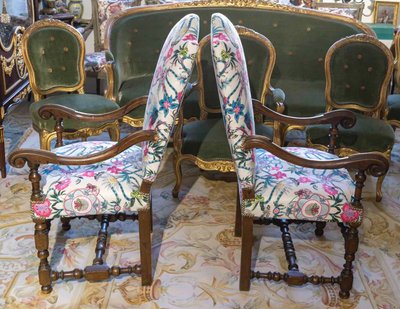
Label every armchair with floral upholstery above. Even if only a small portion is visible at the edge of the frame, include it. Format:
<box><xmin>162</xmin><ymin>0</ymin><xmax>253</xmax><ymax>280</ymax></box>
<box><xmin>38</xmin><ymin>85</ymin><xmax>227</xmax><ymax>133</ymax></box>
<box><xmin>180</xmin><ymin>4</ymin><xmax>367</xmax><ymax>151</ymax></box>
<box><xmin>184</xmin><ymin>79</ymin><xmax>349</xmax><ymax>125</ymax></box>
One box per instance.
<box><xmin>211</xmin><ymin>12</ymin><xmax>388</xmax><ymax>298</ymax></box>
<box><xmin>9</xmin><ymin>14</ymin><xmax>199</xmax><ymax>293</ymax></box>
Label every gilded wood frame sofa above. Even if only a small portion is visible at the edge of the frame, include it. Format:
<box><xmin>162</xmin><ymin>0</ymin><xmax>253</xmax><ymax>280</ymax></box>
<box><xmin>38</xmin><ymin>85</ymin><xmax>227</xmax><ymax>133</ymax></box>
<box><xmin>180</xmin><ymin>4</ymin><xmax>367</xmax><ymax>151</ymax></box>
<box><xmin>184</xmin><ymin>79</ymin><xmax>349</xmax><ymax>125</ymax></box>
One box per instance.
<box><xmin>102</xmin><ymin>0</ymin><xmax>374</xmax><ymax>132</ymax></box>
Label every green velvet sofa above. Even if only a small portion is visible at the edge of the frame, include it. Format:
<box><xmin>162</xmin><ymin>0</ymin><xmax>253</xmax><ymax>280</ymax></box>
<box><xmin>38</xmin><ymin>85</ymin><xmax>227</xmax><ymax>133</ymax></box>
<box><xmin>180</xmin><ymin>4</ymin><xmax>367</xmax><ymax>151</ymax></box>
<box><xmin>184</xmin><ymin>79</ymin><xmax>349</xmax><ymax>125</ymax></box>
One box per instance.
<box><xmin>103</xmin><ymin>0</ymin><xmax>374</xmax><ymax>127</ymax></box>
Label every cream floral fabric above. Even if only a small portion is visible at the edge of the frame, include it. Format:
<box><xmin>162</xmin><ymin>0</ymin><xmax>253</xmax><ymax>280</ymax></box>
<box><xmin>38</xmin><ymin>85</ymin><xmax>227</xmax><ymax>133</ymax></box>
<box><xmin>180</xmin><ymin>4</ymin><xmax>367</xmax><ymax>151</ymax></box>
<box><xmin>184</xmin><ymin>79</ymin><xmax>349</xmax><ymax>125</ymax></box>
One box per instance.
<box><xmin>142</xmin><ymin>14</ymin><xmax>199</xmax><ymax>182</ymax></box>
<box><xmin>211</xmin><ymin>13</ymin><xmax>359</xmax><ymax>224</ymax></box>
<box><xmin>32</xmin><ymin>14</ymin><xmax>199</xmax><ymax>219</ymax></box>
<box><xmin>210</xmin><ymin>13</ymin><xmax>256</xmax><ymax>192</ymax></box>
<box><xmin>34</xmin><ymin>142</ymin><xmax>145</xmax><ymax>219</ymax></box>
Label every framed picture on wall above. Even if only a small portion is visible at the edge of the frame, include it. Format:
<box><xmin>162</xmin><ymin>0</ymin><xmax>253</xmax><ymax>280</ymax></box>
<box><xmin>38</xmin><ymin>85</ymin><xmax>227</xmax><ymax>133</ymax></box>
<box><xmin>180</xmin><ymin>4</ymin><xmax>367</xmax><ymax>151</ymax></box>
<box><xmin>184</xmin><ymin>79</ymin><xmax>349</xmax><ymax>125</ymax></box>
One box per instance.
<box><xmin>373</xmin><ymin>1</ymin><xmax>399</xmax><ymax>25</ymax></box>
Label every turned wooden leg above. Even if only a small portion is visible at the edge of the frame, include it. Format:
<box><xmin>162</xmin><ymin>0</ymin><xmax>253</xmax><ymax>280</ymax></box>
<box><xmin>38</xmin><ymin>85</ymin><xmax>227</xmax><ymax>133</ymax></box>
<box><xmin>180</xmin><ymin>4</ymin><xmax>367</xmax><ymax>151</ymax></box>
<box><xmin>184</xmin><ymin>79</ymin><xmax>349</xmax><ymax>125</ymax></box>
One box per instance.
<box><xmin>0</xmin><ymin>124</ymin><xmax>6</xmax><ymax>178</ymax></box>
<box><xmin>93</xmin><ymin>215</ymin><xmax>110</xmax><ymax>265</ymax></box>
<box><xmin>339</xmin><ymin>224</ymin><xmax>359</xmax><ymax>299</ymax></box>
<box><xmin>138</xmin><ymin>208</ymin><xmax>152</xmax><ymax>286</ymax></box>
<box><xmin>172</xmin><ymin>155</ymin><xmax>183</xmax><ymax>198</ymax></box>
<box><xmin>235</xmin><ymin>184</ymin><xmax>242</xmax><ymax>237</ymax></box>
<box><xmin>34</xmin><ymin>219</ymin><xmax>53</xmax><ymax>294</ymax></box>
<box><xmin>376</xmin><ymin>175</ymin><xmax>385</xmax><ymax>202</ymax></box>
<box><xmin>240</xmin><ymin>215</ymin><xmax>253</xmax><ymax>291</ymax></box>
<box><xmin>315</xmin><ymin>221</ymin><xmax>327</xmax><ymax>237</ymax></box>
<box><xmin>60</xmin><ymin>217</ymin><xmax>71</xmax><ymax>231</ymax></box>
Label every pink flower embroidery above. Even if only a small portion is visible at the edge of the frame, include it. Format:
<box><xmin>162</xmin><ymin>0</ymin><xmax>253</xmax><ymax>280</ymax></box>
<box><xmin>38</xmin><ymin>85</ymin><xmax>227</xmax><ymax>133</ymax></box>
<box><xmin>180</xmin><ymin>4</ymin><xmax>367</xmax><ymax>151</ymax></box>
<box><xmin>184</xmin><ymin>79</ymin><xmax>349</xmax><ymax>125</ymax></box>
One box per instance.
<box><xmin>322</xmin><ymin>183</ymin><xmax>338</xmax><ymax>195</ymax></box>
<box><xmin>214</xmin><ymin>33</ymin><xmax>228</xmax><ymax>42</ymax></box>
<box><xmin>107</xmin><ymin>166</ymin><xmax>123</xmax><ymax>174</ymax></box>
<box><xmin>183</xmin><ymin>34</ymin><xmax>196</xmax><ymax>41</ymax></box>
<box><xmin>223</xmin><ymin>97</ymin><xmax>228</xmax><ymax>105</ymax></box>
<box><xmin>273</xmin><ymin>208</ymin><xmax>280</xmax><ymax>215</ymax></box>
<box><xmin>82</xmin><ymin>171</ymin><xmax>95</xmax><ymax>177</ymax></box>
<box><xmin>55</xmin><ymin>178</ymin><xmax>71</xmax><ymax>191</ymax></box>
<box><xmin>236</xmin><ymin>50</ymin><xmax>242</xmax><ymax>64</ymax></box>
<box><xmin>298</xmin><ymin>176</ymin><xmax>311</xmax><ymax>183</ymax></box>
<box><xmin>166</xmin><ymin>47</ymin><xmax>173</xmax><ymax>59</ymax></box>
<box><xmin>340</xmin><ymin>203</ymin><xmax>361</xmax><ymax>223</ymax></box>
<box><xmin>177</xmin><ymin>91</ymin><xmax>183</xmax><ymax>102</ymax></box>
<box><xmin>32</xmin><ymin>199</ymin><xmax>51</xmax><ymax>218</ymax></box>
<box><xmin>86</xmin><ymin>184</ymin><xmax>99</xmax><ymax>196</ymax></box>
<box><xmin>163</xmin><ymin>100</ymin><xmax>171</xmax><ymax>110</ymax></box>
<box><xmin>143</xmin><ymin>145</ymin><xmax>149</xmax><ymax>157</ymax></box>
<box><xmin>272</xmin><ymin>171</ymin><xmax>286</xmax><ymax>179</ymax></box>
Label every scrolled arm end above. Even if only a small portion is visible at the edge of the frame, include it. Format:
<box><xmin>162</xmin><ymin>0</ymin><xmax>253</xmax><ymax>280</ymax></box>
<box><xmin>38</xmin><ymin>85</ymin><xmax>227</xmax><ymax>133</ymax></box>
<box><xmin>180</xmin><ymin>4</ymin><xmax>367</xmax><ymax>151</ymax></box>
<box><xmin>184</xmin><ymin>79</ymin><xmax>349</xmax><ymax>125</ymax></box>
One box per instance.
<box><xmin>364</xmin><ymin>153</ymin><xmax>390</xmax><ymax>177</ymax></box>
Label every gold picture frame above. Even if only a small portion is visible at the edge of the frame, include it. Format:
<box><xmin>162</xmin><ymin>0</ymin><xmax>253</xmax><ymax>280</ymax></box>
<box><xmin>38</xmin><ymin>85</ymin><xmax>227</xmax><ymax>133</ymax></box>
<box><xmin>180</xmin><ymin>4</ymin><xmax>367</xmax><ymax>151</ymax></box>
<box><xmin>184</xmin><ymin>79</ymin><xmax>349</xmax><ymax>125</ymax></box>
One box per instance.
<box><xmin>313</xmin><ymin>2</ymin><xmax>365</xmax><ymax>21</ymax></box>
<box><xmin>373</xmin><ymin>1</ymin><xmax>399</xmax><ymax>25</ymax></box>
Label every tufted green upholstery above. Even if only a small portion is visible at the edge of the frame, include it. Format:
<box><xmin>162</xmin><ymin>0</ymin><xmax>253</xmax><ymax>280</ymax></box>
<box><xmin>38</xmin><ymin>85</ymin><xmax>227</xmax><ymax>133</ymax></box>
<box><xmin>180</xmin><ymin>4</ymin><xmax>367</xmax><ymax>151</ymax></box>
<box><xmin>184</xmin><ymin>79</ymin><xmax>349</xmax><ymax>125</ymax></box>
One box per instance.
<box><xmin>105</xmin><ymin>3</ymin><xmax>373</xmax><ymax>119</ymax></box>
<box><xmin>306</xmin><ymin>34</ymin><xmax>394</xmax><ymax>202</ymax></box>
<box><xmin>307</xmin><ymin>114</ymin><xmax>395</xmax><ymax>152</ymax></box>
<box><xmin>27</xmin><ymin>26</ymin><xmax>82</xmax><ymax>91</ymax></box>
<box><xmin>30</xmin><ymin>94</ymin><xmax>120</xmax><ymax>132</ymax></box>
<box><xmin>23</xmin><ymin>19</ymin><xmax>120</xmax><ymax>149</ymax></box>
<box><xmin>327</xmin><ymin>42</ymin><xmax>390</xmax><ymax>110</ymax></box>
<box><xmin>182</xmin><ymin>118</ymin><xmax>273</xmax><ymax>161</ymax></box>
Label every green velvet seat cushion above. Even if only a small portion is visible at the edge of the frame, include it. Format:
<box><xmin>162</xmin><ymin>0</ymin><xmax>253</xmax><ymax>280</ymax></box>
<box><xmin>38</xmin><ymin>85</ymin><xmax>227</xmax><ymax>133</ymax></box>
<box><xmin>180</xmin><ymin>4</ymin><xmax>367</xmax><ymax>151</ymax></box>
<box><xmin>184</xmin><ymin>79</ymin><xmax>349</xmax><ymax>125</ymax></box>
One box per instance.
<box><xmin>30</xmin><ymin>93</ymin><xmax>120</xmax><ymax>132</ymax></box>
<box><xmin>181</xmin><ymin>118</ymin><xmax>273</xmax><ymax>161</ymax></box>
<box><xmin>266</xmin><ymin>79</ymin><xmax>326</xmax><ymax>117</ymax></box>
<box><xmin>306</xmin><ymin>113</ymin><xmax>394</xmax><ymax>152</ymax></box>
<box><xmin>387</xmin><ymin>94</ymin><xmax>400</xmax><ymax>121</ymax></box>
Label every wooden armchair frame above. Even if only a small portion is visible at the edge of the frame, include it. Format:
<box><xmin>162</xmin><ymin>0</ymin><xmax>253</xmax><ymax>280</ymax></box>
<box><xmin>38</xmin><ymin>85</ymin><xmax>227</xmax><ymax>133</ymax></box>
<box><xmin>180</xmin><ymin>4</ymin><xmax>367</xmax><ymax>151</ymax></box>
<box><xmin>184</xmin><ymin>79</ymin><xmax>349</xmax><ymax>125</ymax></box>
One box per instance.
<box><xmin>237</xmin><ymin>101</ymin><xmax>389</xmax><ymax>297</ymax></box>
<box><xmin>8</xmin><ymin>99</ymin><xmax>158</xmax><ymax>293</ymax></box>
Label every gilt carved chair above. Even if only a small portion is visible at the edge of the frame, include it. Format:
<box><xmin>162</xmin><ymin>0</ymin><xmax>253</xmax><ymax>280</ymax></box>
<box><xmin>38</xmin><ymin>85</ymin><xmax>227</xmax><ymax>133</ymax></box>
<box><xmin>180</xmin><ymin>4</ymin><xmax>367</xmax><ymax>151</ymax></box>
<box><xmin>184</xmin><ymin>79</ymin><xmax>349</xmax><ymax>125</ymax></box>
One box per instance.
<box><xmin>306</xmin><ymin>34</ymin><xmax>395</xmax><ymax>202</ymax></box>
<box><xmin>22</xmin><ymin>19</ymin><xmax>121</xmax><ymax>150</ymax></box>
<box><xmin>211</xmin><ymin>13</ymin><xmax>389</xmax><ymax>297</ymax></box>
<box><xmin>172</xmin><ymin>26</ymin><xmax>280</xmax><ymax>198</ymax></box>
<box><xmin>9</xmin><ymin>14</ymin><xmax>199</xmax><ymax>293</ymax></box>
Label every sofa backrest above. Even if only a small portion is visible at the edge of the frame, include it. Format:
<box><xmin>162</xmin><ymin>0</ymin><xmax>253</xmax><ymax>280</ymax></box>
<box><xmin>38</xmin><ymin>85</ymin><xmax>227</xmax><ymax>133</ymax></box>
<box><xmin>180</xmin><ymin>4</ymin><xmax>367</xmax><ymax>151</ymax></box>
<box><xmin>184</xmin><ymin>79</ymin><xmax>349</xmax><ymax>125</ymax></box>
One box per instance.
<box><xmin>105</xmin><ymin>1</ymin><xmax>374</xmax><ymax>103</ymax></box>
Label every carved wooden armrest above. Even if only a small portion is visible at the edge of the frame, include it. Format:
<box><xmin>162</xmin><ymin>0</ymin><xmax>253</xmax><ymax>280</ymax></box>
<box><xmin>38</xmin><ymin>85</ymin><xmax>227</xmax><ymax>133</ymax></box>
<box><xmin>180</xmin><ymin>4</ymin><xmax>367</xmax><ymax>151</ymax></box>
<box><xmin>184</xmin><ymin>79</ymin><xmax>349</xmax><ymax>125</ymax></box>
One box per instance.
<box><xmin>39</xmin><ymin>96</ymin><xmax>148</xmax><ymax>123</ymax></box>
<box><xmin>252</xmin><ymin>99</ymin><xmax>356</xmax><ymax>128</ymax></box>
<box><xmin>9</xmin><ymin>130</ymin><xmax>156</xmax><ymax>168</ymax></box>
<box><xmin>268</xmin><ymin>86</ymin><xmax>285</xmax><ymax>114</ymax></box>
<box><xmin>243</xmin><ymin>135</ymin><xmax>389</xmax><ymax>177</ymax></box>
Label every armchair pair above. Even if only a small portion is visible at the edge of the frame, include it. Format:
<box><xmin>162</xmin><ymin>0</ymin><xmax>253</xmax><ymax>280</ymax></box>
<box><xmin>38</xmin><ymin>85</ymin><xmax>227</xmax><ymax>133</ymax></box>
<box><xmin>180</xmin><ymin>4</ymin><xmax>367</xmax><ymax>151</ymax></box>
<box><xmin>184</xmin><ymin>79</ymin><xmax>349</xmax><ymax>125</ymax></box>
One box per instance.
<box><xmin>9</xmin><ymin>14</ymin><xmax>200</xmax><ymax>293</ymax></box>
<box><xmin>210</xmin><ymin>13</ymin><xmax>388</xmax><ymax>298</ymax></box>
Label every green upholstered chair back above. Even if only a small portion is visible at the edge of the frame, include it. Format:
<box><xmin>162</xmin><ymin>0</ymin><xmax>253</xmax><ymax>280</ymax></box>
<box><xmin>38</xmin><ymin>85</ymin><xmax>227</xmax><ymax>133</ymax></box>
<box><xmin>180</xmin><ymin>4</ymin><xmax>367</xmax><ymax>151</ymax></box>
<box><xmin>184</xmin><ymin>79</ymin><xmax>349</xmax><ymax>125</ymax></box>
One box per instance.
<box><xmin>197</xmin><ymin>26</ymin><xmax>275</xmax><ymax>116</ymax></box>
<box><xmin>22</xmin><ymin>19</ymin><xmax>85</xmax><ymax>100</ymax></box>
<box><xmin>325</xmin><ymin>34</ymin><xmax>393</xmax><ymax>117</ymax></box>
<box><xmin>105</xmin><ymin>1</ymin><xmax>373</xmax><ymax>103</ymax></box>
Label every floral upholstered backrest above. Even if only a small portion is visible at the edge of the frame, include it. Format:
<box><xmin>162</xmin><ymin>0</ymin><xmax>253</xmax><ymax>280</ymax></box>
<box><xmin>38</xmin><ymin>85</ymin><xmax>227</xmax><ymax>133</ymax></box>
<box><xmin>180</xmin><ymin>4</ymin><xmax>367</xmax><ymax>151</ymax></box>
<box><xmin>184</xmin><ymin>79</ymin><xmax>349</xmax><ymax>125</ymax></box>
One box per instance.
<box><xmin>210</xmin><ymin>13</ymin><xmax>256</xmax><ymax>191</ymax></box>
<box><xmin>142</xmin><ymin>14</ymin><xmax>199</xmax><ymax>182</ymax></box>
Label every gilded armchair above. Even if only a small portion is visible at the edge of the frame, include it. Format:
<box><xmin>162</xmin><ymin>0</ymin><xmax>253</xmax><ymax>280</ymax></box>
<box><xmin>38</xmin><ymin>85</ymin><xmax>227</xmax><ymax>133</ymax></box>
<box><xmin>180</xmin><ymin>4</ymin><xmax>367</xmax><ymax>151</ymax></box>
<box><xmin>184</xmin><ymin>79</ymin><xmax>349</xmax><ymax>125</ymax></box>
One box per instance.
<box><xmin>306</xmin><ymin>34</ymin><xmax>395</xmax><ymax>202</ymax></box>
<box><xmin>211</xmin><ymin>13</ymin><xmax>388</xmax><ymax>297</ymax></box>
<box><xmin>9</xmin><ymin>14</ymin><xmax>199</xmax><ymax>293</ymax></box>
<box><xmin>23</xmin><ymin>19</ymin><xmax>121</xmax><ymax>150</ymax></box>
<box><xmin>172</xmin><ymin>26</ymin><xmax>281</xmax><ymax>197</ymax></box>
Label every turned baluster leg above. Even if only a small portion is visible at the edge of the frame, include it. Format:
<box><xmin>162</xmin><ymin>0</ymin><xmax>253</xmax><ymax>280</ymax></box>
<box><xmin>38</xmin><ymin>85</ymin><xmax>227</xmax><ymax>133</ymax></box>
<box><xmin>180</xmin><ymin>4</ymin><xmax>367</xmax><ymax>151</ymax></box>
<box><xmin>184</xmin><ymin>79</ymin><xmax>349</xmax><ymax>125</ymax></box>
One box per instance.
<box><xmin>34</xmin><ymin>219</ymin><xmax>53</xmax><ymax>293</ymax></box>
<box><xmin>315</xmin><ymin>221</ymin><xmax>327</xmax><ymax>237</ymax></box>
<box><xmin>139</xmin><ymin>208</ymin><xmax>152</xmax><ymax>286</ymax></box>
<box><xmin>93</xmin><ymin>215</ymin><xmax>110</xmax><ymax>265</ymax></box>
<box><xmin>239</xmin><ymin>215</ymin><xmax>253</xmax><ymax>291</ymax></box>
<box><xmin>339</xmin><ymin>170</ymin><xmax>364</xmax><ymax>299</ymax></box>
<box><xmin>280</xmin><ymin>220</ymin><xmax>299</xmax><ymax>272</ymax></box>
<box><xmin>235</xmin><ymin>184</ymin><xmax>242</xmax><ymax>237</ymax></box>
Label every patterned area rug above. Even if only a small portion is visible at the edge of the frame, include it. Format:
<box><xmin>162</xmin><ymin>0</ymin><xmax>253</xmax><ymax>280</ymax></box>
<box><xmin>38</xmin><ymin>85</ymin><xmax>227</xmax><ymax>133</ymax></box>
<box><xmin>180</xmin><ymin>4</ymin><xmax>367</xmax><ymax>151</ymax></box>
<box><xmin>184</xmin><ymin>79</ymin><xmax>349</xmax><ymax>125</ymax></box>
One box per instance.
<box><xmin>1</xmin><ymin>128</ymin><xmax>400</xmax><ymax>308</ymax></box>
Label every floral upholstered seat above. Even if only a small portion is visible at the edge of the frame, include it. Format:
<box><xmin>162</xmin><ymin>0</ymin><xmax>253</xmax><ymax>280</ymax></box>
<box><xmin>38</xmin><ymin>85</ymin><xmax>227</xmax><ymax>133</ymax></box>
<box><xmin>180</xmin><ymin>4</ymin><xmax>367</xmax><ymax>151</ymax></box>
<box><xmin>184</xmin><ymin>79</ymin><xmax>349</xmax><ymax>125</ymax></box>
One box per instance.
<box><xmin>211</xmin><ymin>12</ymin><xmax>388</xmax><ymax>298</ymax></box>
<box><xmin>10</xmin><ymin>13</ymin><xmax>199</xmax><ymax>293</ymax></box>
<box><xmin>34</xmin><ymin>142</ymin><xmax>145</xmax><ymax>219</ymax></box>
<box><xmin>252</xmin><ymin>147</ymin><xmax>355</xmax><ymax>222</ymax></box>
